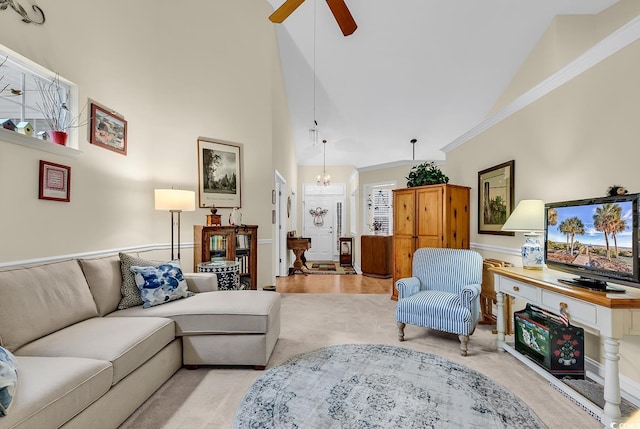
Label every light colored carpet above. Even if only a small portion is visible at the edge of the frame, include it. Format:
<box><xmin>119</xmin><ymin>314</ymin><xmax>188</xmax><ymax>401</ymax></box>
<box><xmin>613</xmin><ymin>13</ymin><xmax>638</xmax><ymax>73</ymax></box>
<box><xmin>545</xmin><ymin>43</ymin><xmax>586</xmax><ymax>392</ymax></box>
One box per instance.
<box><xmin>234</xmin><ymin>344</ymin><xmax>547</xmax><ymax>428</ymax></box>
<box><xmin>119</xmin><ymin>293</ymin><xmax>603</xmax><ymax>429</ymax></box>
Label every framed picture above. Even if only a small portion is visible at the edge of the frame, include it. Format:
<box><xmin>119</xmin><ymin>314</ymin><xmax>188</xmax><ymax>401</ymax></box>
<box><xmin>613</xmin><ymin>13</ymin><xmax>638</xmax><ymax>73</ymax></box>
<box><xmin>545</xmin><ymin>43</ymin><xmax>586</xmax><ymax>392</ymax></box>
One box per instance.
<box><xmin>478</xmin><ymin>160</ymin><xmax>514</xmax><ymax>235</ymax></box>
<box><xmin>39</xmin><ymin>160</ymin><xmax>70</xmax><ymax>202</ymax></box>
<box><xmin>197</xmin><ymin>138</ymin><xmax>241</xmax><ymax>208</ymax></box>
<box><xmin>89</xmin><ymin>102</ymin><xmax>127</xmax><ymax>155</ymax></box>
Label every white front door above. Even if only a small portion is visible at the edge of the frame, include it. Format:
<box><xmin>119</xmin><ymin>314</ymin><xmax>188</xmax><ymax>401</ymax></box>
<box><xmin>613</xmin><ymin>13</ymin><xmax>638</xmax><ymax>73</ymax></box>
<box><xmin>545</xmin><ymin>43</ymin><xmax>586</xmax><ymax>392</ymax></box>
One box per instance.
<box><xmin>303</xmin><ymin>184</ymin><xmax>345</xmax><ymax>262</ymax></box>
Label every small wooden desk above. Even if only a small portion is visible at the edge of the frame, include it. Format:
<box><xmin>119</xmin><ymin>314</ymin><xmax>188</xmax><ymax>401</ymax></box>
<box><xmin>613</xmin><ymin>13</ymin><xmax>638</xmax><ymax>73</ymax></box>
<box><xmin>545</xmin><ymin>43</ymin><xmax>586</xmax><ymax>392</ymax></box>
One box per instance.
<box><xmin>287</xmin><ymin>237</ymin><xmax>311</xmax><ymax>274</ymax></box>
<box><xmin>490</xmin><ymin>266</ymin><xmax>640</xmax><ymax>426</ymax></box>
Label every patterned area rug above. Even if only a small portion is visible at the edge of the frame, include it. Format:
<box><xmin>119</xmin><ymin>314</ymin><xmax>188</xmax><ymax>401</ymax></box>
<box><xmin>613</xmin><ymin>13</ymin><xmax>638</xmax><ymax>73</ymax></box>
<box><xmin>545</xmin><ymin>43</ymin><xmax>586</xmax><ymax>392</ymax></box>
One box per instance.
<box><xmin>304</xmin><ymin>261</ymin><xmax>356</xmax><ymax>275</ymax></box>
<box><xmin>233</xmin><ymin>344</ymin><xmax>547</xmax><ymax>428</ymax></box>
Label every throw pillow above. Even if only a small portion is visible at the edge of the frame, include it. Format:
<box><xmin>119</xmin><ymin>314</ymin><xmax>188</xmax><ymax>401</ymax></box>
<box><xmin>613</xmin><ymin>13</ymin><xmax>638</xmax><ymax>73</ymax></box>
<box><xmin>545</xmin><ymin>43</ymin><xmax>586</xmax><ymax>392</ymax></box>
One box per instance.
<box><xmin>130</xmin><ymin>260</ymin><xmax>193</xmax><ymax>308</ymax></box>
<box><xmin>118</xmin><ymin>252</ymin><xmax>161</xmax><ymax>310</ymax></box>
<box><xmin>0</xmin><ymin>347</ymin><xmax>18</xmax><ymax>417</ymax></box>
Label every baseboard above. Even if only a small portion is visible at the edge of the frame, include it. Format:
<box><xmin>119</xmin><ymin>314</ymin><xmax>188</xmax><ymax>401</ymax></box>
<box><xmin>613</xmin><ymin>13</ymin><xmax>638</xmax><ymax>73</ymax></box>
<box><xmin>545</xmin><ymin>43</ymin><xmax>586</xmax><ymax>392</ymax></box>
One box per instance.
<box><xmin>586</xmin><ymin>357</ymin><xmax>640</xmax><ymax>407</ymax></box>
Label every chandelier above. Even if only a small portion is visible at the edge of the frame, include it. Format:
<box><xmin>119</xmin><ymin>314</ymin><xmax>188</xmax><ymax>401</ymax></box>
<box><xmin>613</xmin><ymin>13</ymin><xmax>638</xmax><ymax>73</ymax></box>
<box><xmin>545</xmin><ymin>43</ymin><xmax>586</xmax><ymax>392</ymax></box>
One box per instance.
<box><xmin>317</xmin><ymin>139</ymin><xmax>330</xmax><ymax>186</ymax></box>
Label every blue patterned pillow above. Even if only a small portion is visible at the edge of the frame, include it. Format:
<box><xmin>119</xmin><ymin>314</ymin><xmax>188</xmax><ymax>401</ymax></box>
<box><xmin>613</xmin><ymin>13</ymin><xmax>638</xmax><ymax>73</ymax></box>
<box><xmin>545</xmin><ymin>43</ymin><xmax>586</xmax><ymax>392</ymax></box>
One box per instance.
<box><xmin>130</xmin><ymin>260</ymin><xmax>193</xmax><ymax>308</ymax></box>
<box><xmin>0</xmin><ymin>346</ymin><xmax>18</xmax><ymax>417</ymax></box>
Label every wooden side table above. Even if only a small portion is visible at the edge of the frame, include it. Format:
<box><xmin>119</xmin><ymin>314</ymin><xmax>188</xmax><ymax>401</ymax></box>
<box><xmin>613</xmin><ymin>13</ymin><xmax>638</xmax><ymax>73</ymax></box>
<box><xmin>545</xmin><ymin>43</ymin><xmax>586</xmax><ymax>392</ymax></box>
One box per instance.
<box><xmin>287</xmin><ymin>237</ymin><xmax>311</xmax><ymax>274</ymax></box>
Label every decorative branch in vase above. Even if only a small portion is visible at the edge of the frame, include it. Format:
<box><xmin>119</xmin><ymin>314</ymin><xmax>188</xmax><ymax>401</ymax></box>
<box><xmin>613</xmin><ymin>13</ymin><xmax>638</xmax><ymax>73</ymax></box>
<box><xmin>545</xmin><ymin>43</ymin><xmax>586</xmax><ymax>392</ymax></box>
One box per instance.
<box><xmin>35</xmin><ymin>75</ymin><xmax>83</xmax><ymax>146</ymax></box>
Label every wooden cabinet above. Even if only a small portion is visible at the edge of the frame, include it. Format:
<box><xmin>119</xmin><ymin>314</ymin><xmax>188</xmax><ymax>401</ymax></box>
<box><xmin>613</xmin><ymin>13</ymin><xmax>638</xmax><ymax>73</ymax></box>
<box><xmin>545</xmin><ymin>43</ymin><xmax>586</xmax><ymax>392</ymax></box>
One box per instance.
<box><xmin>339</xmin><ymin>237</ymin><xmax>353</xmax><ymax>266</ymax></box>
<box><xmin>392</xmin><ymin>184</ymin><xmax>470</xmax><ymax>300</ymax></box>
<box><xmin>193</xmin><ymin>225</ymin><xmax>258</xmax><ymax>290</ymax></box>
<box><xmin>361</xmin><ymin>235</ymin><xmax>392</xmax><ymax>278</ymax></box>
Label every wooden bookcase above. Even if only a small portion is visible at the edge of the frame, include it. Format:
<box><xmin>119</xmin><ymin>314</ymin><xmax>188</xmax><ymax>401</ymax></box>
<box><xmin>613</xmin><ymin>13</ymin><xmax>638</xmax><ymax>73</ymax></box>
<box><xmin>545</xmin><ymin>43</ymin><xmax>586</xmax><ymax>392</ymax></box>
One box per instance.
<box><xmin>392</xmin><ymin>184</ymin><xmax>470</xmax><ymax>300</ymax></box>
<box><xmin>193</xmin><ymin>225</ymin><xmax>258</xmax><ymax>290</ymax></box>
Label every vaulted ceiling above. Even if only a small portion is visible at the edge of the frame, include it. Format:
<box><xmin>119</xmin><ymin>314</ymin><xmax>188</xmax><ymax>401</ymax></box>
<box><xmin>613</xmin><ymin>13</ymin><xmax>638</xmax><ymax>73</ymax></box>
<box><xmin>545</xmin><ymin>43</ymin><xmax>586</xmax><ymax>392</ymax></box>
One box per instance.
<box><xmin>265</xmin><ymin>0</ymin><xmax>619</xmax><ymax>169</ymax></box>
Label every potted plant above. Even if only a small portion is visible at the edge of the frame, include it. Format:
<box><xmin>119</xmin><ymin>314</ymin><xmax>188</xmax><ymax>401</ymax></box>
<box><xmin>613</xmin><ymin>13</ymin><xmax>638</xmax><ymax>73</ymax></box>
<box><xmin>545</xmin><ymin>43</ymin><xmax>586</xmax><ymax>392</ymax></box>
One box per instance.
<box><xmin>35</xmin><ymin>75</ymin><xmax>75</xmax><ymax>145</ymax></box>
<box><xmin>406</xmin><ymin>161</ymin><xmax>449</xmax><ymax>187</ymax></box>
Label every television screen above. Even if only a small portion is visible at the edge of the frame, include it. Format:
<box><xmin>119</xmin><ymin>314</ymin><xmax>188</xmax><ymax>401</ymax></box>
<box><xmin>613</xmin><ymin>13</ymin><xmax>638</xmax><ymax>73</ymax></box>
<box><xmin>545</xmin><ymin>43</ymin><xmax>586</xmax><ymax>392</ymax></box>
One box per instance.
<box><xmin>544</xmin><ymin>194</ymin><xmax>639</xmax><ymax>289</ymax></box>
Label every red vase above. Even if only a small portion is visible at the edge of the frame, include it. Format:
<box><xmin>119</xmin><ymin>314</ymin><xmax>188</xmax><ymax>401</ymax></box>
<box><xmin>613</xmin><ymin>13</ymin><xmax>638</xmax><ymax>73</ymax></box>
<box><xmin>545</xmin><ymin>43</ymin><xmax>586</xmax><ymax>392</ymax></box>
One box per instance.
<box><xmin>49</xmin><ymin>131</ymin><xmax>68</xmax><ymax>146</ymax></box>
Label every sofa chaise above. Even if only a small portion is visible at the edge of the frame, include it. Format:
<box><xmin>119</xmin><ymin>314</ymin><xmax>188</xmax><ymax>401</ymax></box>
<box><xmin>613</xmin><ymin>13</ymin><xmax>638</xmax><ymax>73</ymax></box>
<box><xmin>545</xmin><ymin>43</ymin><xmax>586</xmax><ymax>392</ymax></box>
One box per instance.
<box><xmin>0</xmin><ymin>252</ymin><xmax>281</xmax><ymax>429</ymax></box>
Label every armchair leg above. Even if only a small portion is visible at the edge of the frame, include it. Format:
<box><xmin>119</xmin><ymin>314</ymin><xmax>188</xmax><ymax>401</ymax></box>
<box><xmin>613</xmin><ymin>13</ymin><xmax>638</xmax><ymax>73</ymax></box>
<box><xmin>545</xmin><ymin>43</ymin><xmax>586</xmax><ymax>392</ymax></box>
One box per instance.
<box><xmin>459</xmin><ymin>335</ymin><xmax>469</xmax><ymax>356</ymax></box>
<box><xmin>397</xmin><ymin>322</ymin><xmax>406</xmax><ymax>342</ymax></box>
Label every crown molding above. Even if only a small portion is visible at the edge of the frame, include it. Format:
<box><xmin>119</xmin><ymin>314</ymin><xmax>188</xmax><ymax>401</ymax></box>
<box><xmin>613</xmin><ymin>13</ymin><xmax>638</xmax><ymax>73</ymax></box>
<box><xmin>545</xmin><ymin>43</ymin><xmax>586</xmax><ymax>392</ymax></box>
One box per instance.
<box><xmin>442</xmin><ymin>14</ymin><xmax>640</xmax><ymax>154</ymax></box>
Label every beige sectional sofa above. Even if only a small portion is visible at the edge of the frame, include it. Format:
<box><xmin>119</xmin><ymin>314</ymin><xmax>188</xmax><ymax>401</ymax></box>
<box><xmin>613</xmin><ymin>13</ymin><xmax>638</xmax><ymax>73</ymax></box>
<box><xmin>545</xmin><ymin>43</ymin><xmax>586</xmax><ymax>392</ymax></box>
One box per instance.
<box><xmin>0</xmin><ymin>254</ymin><xmax>281</xmax><ymax>429</ymax></box>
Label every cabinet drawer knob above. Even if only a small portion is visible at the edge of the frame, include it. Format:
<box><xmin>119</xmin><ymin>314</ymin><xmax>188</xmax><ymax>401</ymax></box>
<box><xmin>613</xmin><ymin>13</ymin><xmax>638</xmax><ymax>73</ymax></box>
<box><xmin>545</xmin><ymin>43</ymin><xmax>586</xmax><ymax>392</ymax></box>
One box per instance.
<box><xmin>512</xmin><ymin>286</ymin><xmax>520</xmax><ymax>292</ymax></box>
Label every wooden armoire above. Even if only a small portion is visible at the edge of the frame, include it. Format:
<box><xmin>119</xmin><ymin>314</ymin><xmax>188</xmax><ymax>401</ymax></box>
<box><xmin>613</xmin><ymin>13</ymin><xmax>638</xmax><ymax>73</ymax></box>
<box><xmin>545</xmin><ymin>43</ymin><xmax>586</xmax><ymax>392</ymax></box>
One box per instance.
<box><xmin>391</xmin><ymin>184</ymin><xmax>471</xmax><ymax>300</ymax></box>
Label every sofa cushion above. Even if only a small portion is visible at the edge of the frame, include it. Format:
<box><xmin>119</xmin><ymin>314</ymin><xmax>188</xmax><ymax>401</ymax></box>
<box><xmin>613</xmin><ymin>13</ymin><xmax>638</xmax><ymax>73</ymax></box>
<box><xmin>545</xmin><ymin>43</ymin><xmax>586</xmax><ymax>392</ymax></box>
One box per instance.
<box><xmin>14</xmin><ymin>317</ymin><xmax>175</xmax><ymax>385</ymax></box>
<box><xmin>0</xmin><ymin>346</ymin><xmax>18</xmax><ymax>416</ymax></box>
<box><xmin>130</xmin><ymin>260</ymin><xmax>194</xmax><ymax>308</ymax></box>
<box><xmin>1</xmin><ymin>356</ymin><xmax>112</xmax><ymax>429</ymax></box>
<box><xmin>118</xmin><ymin>253</ymin><xmax>161</xmax><ymax>310</ymax></box>
<box><xmin>0</xmin><ymin>260</ymin><xmax>99</xmax><ymax>352</ymax></box>
<box><xmin>79</xmin><ymin>255</ymin><xmax>122</xmax><ymax>316</ymax></box>
<box><xmin>109</xmin><ymin>291</ymin><xmax>280</xmax><ymax>335</ymax></box>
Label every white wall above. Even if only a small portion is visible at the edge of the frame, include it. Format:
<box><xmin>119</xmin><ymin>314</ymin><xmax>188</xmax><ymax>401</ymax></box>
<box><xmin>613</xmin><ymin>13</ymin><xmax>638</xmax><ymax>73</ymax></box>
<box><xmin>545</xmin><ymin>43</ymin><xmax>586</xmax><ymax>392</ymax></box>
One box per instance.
<box><xmin>0</xmin><ymin>1</ymin><xmax>292</xmax><ymax>288</ymax></box>
<box><xmin>445</xmin><ymin>3</ymin><xmax>640</xmax><ymax>384</ymax></box>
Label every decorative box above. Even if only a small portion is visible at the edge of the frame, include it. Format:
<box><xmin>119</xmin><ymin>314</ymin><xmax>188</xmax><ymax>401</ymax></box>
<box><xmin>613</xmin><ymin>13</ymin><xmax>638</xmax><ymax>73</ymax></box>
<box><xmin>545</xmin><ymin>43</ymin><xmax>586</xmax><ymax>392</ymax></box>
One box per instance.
<box><xmin>514</xmin><ymin>304</ymin><xmax>584</xmax><ymax>379</ymax></box>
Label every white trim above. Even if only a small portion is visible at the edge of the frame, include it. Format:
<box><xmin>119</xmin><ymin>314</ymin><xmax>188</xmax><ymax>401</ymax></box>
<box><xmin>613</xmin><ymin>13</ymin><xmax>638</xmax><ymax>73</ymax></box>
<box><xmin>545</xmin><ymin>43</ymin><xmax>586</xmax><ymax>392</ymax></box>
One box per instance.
<box><xmin>470</xmin><ymin>241</ymin><xmax>521</xmax><ymax>257</ymax></box>
<box><xmin>0</xmin><ymin>128</ymin><xmax>82</xmax><ymax>158</ymax></box>
<box><xmin>0</xmin><ymin>244</ymin><xmax>168</xmax><ymax>269</ymax></box>
<box><xmin>357</xmin><ymin>159</ymin><xmax>445</xmax><ymax>173</ymax></box>
<box><xmin>442</xmin><ymin>14</ymin><xmax>640</xmax><ymax>153</ymax></box>
<box><xmin>586</xmin><ymin>357</ymin><xmax>640</xmax><ymax>407</ymax></box>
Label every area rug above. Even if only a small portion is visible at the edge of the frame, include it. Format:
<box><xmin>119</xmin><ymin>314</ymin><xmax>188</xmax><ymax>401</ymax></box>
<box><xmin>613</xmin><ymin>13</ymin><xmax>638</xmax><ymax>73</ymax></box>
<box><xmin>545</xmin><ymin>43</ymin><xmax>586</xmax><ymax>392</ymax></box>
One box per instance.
<box><xmin>304</xmin><ymin>261</ymin><xmax>356</xmax><ymax>275</ymax></box>
<box><xmin>233</xmin><ymin>344</ymin><xmax>547</xmax><ymax>428</ymax></box>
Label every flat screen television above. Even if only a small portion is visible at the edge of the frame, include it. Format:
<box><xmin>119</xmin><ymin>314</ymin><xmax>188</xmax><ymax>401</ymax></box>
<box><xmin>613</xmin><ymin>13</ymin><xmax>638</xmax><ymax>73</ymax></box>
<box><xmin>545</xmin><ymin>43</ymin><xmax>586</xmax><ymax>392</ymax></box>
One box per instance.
<box><xmin>544</xmin><ymin>194</ymin><xmax>640</xmax><ymax>292</ymax></box>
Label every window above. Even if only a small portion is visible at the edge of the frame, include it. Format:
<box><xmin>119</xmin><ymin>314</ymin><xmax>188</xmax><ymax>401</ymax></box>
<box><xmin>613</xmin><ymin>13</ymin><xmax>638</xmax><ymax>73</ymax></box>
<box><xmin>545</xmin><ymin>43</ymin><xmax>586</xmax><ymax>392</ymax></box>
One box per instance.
<box><xmin>366</xmin><ymin>185</ymin><xmax>394</xmax><ymax>235</ymax></box>
<box><xmin>0</xmin><ymin>45</ymin><xmax>78</xmax><ymax>149</ymax></box>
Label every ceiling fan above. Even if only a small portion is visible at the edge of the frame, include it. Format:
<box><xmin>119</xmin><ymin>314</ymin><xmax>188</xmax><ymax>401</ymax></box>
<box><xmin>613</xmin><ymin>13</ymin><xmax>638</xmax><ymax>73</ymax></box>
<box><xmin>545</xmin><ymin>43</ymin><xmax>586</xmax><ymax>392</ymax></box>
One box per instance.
<box><xmin>269</xmin><ymin>0</ymin><xmax>357</xmax><ymax>36</ymax></box>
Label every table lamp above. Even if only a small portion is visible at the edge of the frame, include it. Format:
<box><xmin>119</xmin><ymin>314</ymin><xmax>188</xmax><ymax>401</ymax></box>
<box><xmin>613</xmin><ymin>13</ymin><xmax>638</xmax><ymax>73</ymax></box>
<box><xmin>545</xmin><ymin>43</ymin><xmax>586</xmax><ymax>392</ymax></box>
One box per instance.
<box><xmin>155</xmin><ymin>189</ymin><xmax>196</xmax><ymax>260</ymax></box>
<box><xmin>501</xmin><ymin>199</ymin><xmax>545</xmax><ymax>270</ymax></box>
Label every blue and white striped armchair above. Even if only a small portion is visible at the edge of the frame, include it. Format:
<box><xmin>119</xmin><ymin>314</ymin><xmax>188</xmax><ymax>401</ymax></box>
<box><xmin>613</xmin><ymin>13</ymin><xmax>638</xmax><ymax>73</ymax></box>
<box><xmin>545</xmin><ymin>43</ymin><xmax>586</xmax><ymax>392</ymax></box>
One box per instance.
<box><xmin>396</xmin><ymin>247</ymin><xmax>483</xmax><ymax>356</ymax></box>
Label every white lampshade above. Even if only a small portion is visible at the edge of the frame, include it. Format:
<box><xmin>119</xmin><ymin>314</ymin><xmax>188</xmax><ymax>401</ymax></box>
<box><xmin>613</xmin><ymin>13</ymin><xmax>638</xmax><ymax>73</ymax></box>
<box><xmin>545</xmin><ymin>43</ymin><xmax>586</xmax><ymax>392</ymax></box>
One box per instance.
<box><xmin>154</xmin><ymin>189</ymin><xmax>196</xmax><ymax>211</ymax></box>
<box><xmin>501</xmin><ymin>199</ymin><xmax>545</xmax><ymax>232</ymax></box>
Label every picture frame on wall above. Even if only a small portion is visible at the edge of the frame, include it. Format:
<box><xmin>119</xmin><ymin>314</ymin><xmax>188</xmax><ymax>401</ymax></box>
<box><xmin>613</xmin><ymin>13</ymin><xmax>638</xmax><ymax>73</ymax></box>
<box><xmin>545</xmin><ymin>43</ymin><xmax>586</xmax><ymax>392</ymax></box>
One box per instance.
<box><xmin>89</xmin><ymin>102</ymin><xmax>127</xmax><ymax>155</ymax></box>
<box><xmin>197</xmin><ymin>138</ymin><xmax>241</xmax><ymax>208</ymax></box>
<box><xmin>478</xmin><ymin>160</ymin><xmax>515</xmax><ymax>235</ymax></box>
<box><xmin>39</xmin><ymin>160</ymin><xmax>70</xmax><ymax>202</ymax></box>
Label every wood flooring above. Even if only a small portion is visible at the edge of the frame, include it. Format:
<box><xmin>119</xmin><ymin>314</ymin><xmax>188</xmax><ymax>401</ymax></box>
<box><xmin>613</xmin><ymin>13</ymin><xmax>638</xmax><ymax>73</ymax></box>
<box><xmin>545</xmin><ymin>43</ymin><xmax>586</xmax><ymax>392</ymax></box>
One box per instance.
<box><xmin>275</xmin><ymin>271</ymin><xmax>392</xmax><ymax>294</ymax></box>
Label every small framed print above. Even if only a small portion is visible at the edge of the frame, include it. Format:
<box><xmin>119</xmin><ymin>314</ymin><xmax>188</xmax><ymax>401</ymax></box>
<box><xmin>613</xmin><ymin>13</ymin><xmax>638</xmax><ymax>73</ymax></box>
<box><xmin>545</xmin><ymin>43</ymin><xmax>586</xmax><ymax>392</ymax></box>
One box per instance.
<box><xmin>89</xmin><ymin>102</ymin><xmax>127</xmax><ymax>155</ymax></box>
<box><xmin>39</xmin><ymin>160</ymin><xmax>70</xmax><ymax>202</ymax></box>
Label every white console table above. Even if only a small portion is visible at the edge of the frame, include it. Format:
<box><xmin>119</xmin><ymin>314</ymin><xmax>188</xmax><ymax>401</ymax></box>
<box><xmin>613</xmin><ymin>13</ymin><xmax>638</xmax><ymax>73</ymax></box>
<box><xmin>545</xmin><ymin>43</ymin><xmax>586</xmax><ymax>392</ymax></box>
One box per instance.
<box><xmin>490</xmin><ymin>266</ymin><xmax>640</xmax><ymax>426</ymax></box>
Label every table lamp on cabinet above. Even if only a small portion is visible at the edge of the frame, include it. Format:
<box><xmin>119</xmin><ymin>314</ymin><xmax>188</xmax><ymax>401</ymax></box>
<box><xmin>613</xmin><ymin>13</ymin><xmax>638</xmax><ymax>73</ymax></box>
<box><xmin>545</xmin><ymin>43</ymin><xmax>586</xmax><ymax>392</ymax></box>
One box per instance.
<box><xmin>501</xmin><ymin>199</ymin><xmax>545</xmax><ymax>270</ymax></box>
<box><xmin>154</xmin><ymin>189</ymin><xmax>196</xmax><ymax>260</ymax></box>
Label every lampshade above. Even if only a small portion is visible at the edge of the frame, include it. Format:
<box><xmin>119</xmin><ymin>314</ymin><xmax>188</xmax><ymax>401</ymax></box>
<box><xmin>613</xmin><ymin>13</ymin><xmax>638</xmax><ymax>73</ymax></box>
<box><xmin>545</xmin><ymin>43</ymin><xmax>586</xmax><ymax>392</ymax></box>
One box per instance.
<box><xmin>154</xmin><ymin>189</ymin><xmax>196</xmax><ymax>211</ymax></box>
<box><xmin>501</xmin><ymin>199</ymin><xmax>545</xmax><ymax>232</ymax></box>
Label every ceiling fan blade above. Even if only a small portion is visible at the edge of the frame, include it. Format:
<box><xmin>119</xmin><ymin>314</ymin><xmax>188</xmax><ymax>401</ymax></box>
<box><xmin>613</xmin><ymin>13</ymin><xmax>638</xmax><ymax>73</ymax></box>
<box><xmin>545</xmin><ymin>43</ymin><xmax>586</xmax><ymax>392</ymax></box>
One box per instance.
<box><xmin>325</xmin><ymin>0</ymin><xmax>357</xmax><ymax>36</ymax></box>
<box><xmin>269</xmin><ymin>0</ymin><xmax>306</xmax><ymax>23</ymax></box>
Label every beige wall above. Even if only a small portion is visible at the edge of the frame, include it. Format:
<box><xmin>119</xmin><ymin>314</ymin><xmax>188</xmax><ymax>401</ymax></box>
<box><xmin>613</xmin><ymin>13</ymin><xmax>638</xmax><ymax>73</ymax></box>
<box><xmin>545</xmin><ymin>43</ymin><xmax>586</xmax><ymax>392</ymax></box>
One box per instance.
<box><xmin>446</xmin><ymin>4</ymin><xmax>640</xmax><ymax>384</ymax></box>
<box><xmin>0</xmin><ymin>1</ymin><xmax>291</xmax><ymax>288</ymax></box>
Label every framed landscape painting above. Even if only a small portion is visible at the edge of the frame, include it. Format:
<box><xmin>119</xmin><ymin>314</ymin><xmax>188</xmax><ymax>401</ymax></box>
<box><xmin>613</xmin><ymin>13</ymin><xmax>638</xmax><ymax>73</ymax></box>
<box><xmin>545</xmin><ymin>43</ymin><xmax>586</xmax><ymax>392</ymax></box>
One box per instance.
<box><xmin>478</xmin><ymin>160</ymin><xmax>514</xmax><ymax>235</ymax></box>
<box><xmin>197</xmin><ymin>138</ymin><xmax>241</xmax><ymax>208</ymax></box>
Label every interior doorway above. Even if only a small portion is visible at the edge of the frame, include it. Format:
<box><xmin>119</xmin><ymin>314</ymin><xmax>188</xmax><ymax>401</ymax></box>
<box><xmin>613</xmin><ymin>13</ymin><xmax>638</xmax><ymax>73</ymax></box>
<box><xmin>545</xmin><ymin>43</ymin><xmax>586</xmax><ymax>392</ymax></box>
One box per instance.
<box><xmin>303</xmin><ymin>183</ymin><xmax>346</xmax><ymax>261</ymax></box>
<box><xmin>274</xmin><ymin>171</ymin><xmax>288</xmax><ymax>277</ymax></box>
